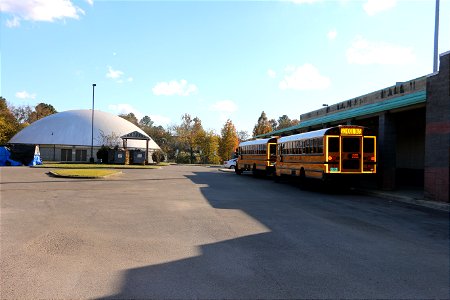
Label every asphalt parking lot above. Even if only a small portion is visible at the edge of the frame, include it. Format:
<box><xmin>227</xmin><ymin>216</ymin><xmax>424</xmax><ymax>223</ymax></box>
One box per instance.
<box><xmin>1</xmin><ymin>165</ymin><xmax>449</xmax><ymax>299</ymax></box>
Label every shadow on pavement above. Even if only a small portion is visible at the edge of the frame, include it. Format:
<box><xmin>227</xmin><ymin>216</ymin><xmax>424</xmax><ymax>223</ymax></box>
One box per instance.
<box><xmin>100</xmin><ymin>171</ymin><xmax>449</xmax><ymax>299</ymax></box>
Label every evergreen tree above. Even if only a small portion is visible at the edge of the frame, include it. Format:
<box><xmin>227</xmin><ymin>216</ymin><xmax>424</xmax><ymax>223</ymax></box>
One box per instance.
<box><xmin>277</xmin><ymin>115</ymin><xmax>292</xmax><ymax>130</ymax></box>
<box><xmin>27</xmin><ymin>103</ymin><xmax>57</xmax><ymax>123</ymax></box>
<box><xmin>119</xmin><ymin>112</ymin><xmax>138</xmax><ymax>125</ymax></box>
<box><xmin>252</xmin><ymin>111</ymin><xmax>272</xmax><ymax>137</ymax></box>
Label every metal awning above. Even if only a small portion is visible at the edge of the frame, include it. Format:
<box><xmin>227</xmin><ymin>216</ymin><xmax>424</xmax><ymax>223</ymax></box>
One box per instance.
<box><xmin>257</xmin><ymin>90</ymin><xmax>426</xmax><ymax>138</ymax></box>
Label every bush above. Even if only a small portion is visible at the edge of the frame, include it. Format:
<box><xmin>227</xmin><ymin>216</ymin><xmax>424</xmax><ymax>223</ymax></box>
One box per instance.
<box><xmin>96</xmin><ymin>145</ymin><xmax>110</xmax><ymax>163</ymax></box>
<box><xmin>175</xmin><ymin>152</ymin><xmax>191</xmax><ymax>164</ymax></box>
<box><xmin>152</xmin><ymin>150</ymin><xmax>165</xmax><ymax>163</ymax></box>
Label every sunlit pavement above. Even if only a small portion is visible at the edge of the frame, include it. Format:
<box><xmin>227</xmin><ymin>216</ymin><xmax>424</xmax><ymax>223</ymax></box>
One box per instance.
<box><xmin>1</xmin><ymin>165</ymin><xmax>448</xmax><ymax>299</ymax></box>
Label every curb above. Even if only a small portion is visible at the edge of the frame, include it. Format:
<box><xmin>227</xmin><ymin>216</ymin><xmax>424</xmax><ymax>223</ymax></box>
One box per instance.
<box><xmin>218</xmin><ymin>168</ymin><xmax>235</xmax><ymax>173</ymax></box>
<box><xmin>355</xmin><ymin>189</ymin><xmax>450</xmax><ymax>212</ymax></box>
<box><xmin>48</xmin><ymin>171</ymin><xmax>122</xmax><ymax>179</ymax></box>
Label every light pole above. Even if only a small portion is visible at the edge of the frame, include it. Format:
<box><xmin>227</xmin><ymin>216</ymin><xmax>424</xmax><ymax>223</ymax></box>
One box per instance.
<box><xmin>433</xmin><ymin>0</ymin><xmax>440</xmax><ymax>73</ymax></box>
<box><xmin>90</xmin><ymin>83</ymin><xmax>96</xmax><ymax>163</ymax></box>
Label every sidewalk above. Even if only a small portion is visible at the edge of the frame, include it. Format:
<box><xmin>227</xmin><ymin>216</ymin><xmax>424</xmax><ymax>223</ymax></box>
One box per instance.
<box><xmin>356</xmin><ymin>187</ymin><xmax>450</xmax><ymax>212</ymax></box>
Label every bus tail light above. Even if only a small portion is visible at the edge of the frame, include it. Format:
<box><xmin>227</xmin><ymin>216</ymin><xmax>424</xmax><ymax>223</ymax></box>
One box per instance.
<box><xmin>370</xmin><ymin>156</ymin><xmax>376</xmax><ymax>161</ymax></box>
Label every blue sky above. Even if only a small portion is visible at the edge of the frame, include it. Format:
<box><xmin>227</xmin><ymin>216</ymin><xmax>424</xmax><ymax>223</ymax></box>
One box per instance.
<box><xmin>1</xmin><ymin>0</ymin><xmax>449</xmax><ymax>134</ymax></box>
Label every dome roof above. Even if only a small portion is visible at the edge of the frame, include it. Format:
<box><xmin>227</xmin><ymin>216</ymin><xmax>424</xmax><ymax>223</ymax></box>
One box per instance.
<box><xmin>9</xmin><ymin>110</ymin><xmax>160</xmax><ymax>150</ymax></box>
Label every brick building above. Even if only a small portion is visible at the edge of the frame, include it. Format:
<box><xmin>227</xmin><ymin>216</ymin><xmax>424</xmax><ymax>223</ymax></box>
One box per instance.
<box><xmin>259</xmin><ymin>51</ymin><xmax>450</xmax><ymax>203</ymax></box>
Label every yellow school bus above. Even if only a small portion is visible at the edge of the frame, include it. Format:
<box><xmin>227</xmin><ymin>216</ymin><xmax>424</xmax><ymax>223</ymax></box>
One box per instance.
<box><xmin>235</xmin><ymin>137</ymin><xmax>278</xmax><ymax>175</ymax></box>
<box><xmin>275</xmin><ymin>125</ymin><xmax>376</xmax><ymax>181</ymax></box>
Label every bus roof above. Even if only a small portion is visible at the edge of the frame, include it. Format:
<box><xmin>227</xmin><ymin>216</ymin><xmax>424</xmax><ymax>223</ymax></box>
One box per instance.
<box><xmin>278</xmin><ymin>128</ymin><xmax>330</xmax><ymax>143</ymax></box>
<box><xmin>239</xmin><ymin>137</ymin><xmax>276</xmax><ymax>147</ymax></box>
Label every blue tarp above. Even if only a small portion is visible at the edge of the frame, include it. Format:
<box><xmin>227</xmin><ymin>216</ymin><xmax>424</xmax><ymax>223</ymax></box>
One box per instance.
<box><xmin>0</xmin><ymin>146</ymin><xmax>23</xmax><ymax>166</ymax></box>
<box><xmin>0</xmin><ymin>145</ymin><xmax>42</xmax><ymax>166</ymax></box>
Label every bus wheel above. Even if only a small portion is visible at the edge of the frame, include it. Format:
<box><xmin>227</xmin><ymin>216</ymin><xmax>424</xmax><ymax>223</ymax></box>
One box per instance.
<box><xmin>235</xmin><ymin>165</ymin><xmax>242</xmax><ymax>175</ymax></box>
<box><xmin>273</xmin><ymin>170</ymin><xmax>280</xmax><ymax>183</ymax></box>
<box><xmin>298</xmin><ymin>168</ymin><xmax>306</xmax><ymax>189</ymax></box>
<box><xmin>252</xmin><ymin>164</ymin><xmax>258</xmax><ymax>177</ymax></box>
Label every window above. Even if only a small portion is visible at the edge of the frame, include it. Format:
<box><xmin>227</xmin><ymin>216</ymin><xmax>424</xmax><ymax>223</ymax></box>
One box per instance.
<box><xmin>328</xmin><ymin>137</ymin><xmax>339</xmax><ymax>152</ymax></box>
<box><xmin>363</xmin><ymin>137</ymin><xmax>375</xmax><ymax>153</ymax></box>
<box><xmin>317</xmin><ymin>138</ymin><xmax>324</xmax><ymax>154</ymax></box>
<box><xmin>343</xmin><ymin>137</ymin><xmax>360</xmax><ymax>152</ymax></box>
<box><xmin>61</xmin><ymin>149</ymin><xmax>72</xmax><ymax>161</ymax></box>
<box><xmin>75</xmin><ymin>149</ymin><xmax>87</xmax><ymax>161</ymax></box>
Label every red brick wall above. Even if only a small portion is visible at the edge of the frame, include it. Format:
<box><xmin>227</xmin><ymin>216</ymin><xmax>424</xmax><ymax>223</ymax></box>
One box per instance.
<box><xmin>425</xmin><ymin>52</ymin><xmax>450</xmax><ymax>202</ymax></box>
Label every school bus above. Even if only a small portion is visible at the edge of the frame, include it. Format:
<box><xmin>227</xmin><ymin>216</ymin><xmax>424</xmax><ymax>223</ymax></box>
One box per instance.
<box><xmin>235</xmin><ymin>137</ymin><xmax>278</xmax><ymax>175</ymax></box>
<box><xmin>275</xmin><ymin>125</ymin><xmax>376</xmax><ymax>181</ymax></box>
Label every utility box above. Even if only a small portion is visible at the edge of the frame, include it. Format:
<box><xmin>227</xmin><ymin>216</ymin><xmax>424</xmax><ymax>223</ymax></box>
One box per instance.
<box><xmin>130</xmin><ymin>149</ymin><xmax>146</xmax><ymax>165</ymax></box>
<box><xmin>114</xmin><ymin>149</ymin><xmax>127</xmax><ymax>164</ymax></box>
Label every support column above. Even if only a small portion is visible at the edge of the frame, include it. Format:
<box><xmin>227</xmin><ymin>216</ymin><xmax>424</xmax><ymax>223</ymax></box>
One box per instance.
<box><xmin>425</xmin><ymin>51</ymin><xmax>450</xmax><ymax>202</ymax></box>
<box><xmin>378</xmin><ymin>113</ymin><xmax>397</xmax><ymax>190</ymax></box>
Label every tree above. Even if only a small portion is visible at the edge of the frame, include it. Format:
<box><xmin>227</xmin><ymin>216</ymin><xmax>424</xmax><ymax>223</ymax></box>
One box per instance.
<box><xmin>269</xmin><ymin>119</ymin><xmax>277</xmax><ymax>131</ymax></box>
<box><xmin>252</xmin><ymin>111</ymin><xmax>272</xmax><ymax>137</ymax></box>
<box><xmin>277</xmin><ymin>115</ymin><xmax>292</xmax><ymax>130</ymax></box>
<box><xmin>10</xmin><ymin>105</ymin><xmax>33</xmax><ymax>125</ymax></box>
<box><xmin>199</xmin><ymin>130</ymin><xmax>220</xmax><ymax>164</ymax></box>
<box><xmin>237</xmin><ymin>130</ymin><xmax>249</xmax><ymax>142</ymax></box>
<box><xmin>0</xmin><ymin>97</ymin><xmax>22</xmax><ymax>144</ymax></box>
<box><xmin>139</xmin><ymin>115</ymin><xmax>154</xmax><ymax>128</ymax></box>
<box><xmin>175</xmin><ymin>114</ymin><xmax>205</xmax><ymax>163</ymax></box>
<box><xmin>27</xmin><ymin>103</ymin><xmax>57</xmax><ymax>123</ymax></box>
<box><xmin>119</xmin><ymin>112</ymin><xmax>138</xmax><ymax>126</ymax></box>
<box><xmin>218</xmin><ymin>119</ymin><xmax>239</xmax><ymax>162</ymax></box>
<box><xmin>98</xmin><ymin>130</ymin><xmax>121</xmax><ymax>147</ymax></box>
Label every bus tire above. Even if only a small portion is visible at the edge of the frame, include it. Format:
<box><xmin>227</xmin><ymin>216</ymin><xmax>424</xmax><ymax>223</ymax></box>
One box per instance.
<box><xmin>252</xmin><ymin>164</ymin><xmax>258</xmax><ymax>177</ymax></box>
<box><xmin>298</xmin><ymin>168</ymin><xmax>306</xmax><ymax>189</ymax></box>
<box><xmin>235</xmin><ymin>165</ymin><xmax>242</xmax><ymax>175</ymax></box>
<box><xmin>273</xmin><ymin>171</ymin><xmax>280</xmax><ymax>183</ymax></box>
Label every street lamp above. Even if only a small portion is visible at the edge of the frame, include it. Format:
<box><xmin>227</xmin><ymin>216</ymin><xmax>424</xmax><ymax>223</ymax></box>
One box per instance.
<box><xmin>90</xmin><ymin>83</ymin><xmax>96</xmax><ymax>163</ymax></box>
<box><xmin>433</xmin><ymin>0</ymin><xmax>440</xmax><ymax>73</ymax></box>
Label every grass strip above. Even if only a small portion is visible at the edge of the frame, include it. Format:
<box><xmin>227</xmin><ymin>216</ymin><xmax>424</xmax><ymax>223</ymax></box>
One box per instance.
<box><xmin>50</xmin><ymin>169</ymin><xmax>121</xmax><ymax>178</ymax></box>
<box><xmin>36</xmin><ymin>163</ymin><xmax>161</xmax><ymax>169</ymax></box>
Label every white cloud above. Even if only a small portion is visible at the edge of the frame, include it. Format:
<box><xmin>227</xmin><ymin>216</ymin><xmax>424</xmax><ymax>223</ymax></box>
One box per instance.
<box><xmin>106</xmin><ymin>66</ymin><xmax>124</xmax><ymax>80</ymax></box>
<box><xmin>209</xmin><ymin>100</ymin><xmax>238</xmax><ymax>125</ymax></box>
<box><xmin>108</xmin><ymin>104</ymin><xmax>143</xmax><ymax>120</ymax></box>
<box><xmin>267</xmin><ymin>69</ymin><xmax>277</xmax><ymax>78</ymax></box>
<box><xmin>85</xmin><ymin>0</ymin><xmax>94</xmax><ymax>6</ymax></box>
<box><xmin>152</xmin><ymin>80</ymin><xmax>198</xmax><ymax>96</ymax></box>
<box><xmin>210</xmin><ymin>100</ymin><xmax>238</xmax><ymax>113</ymax></box>
<box><xmin>279</xmin><ymin>64</ymin><xmax>330</xmax><ymax>90</ymax></box>
<box><xmin>346</xmin><ymin>36</ymin><xmax>416</xmax><ymax>65</ymax></box>
<box><xmin>149</xmin><ymin>115</ymin><xmax>171</xmax><ymax>127</ymax></box>
<box><xmin>363</xmin><ymin>0</ymin><xmax>396</xmax><ymax>16</ymax></box>
<box><xmin>106</xmin><ymin>66</ymin><xmax>132</xmax><ymax>83</ymax></box>
<box><xmin>15</xmin><ymin>91</ymin><xmax>36</xmax><ymax>99</ymax></box>
<box><xmin>6</xmin><ymin>16</ymin><xmax>20</xmax><ymax>28</ymax></box>
<box><xmin>327</xmin><ymin>29</ymin><xmax>337</xmax><ymax>40</ymax></box>
<box><xmin>0</xmin><ymin>0</ymin><xmax>85</xmax><ymax>26</ymax></box>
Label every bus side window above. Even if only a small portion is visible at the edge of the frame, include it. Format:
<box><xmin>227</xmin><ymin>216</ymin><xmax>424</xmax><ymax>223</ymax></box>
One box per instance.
<box><xmin>363</xmin><ymin>137</ymin><xmax>375</xmax><ymax>153</ymax></box>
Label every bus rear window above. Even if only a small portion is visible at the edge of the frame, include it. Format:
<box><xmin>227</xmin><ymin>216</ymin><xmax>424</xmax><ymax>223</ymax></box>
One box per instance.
<box><xmin>328</xmin><ymin>137</ymin><xmax>339</xmax><ymax>152</ymax></box>
<box><xmin>269</xmin><ymin>144</ymin><xmax>276</xmax><ymax>156</ymax></box>
<box><xmin>343</xmin><ymin>137</ymin><xmax>360</xmax><ymax>152</ymax></box>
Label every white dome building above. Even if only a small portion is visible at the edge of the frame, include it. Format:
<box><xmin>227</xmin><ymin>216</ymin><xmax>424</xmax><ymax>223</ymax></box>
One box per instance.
<box><xmin>9</xmin><ymin>109</ymin><xmax>160</xmax><ymax>162</ymax></box>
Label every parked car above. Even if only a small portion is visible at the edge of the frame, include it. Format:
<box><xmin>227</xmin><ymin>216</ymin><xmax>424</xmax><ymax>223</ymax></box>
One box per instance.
<box><xmin>223</xmin><ymin>158</ymin><xmax>237</xmax><ymax>169</ymax></box>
